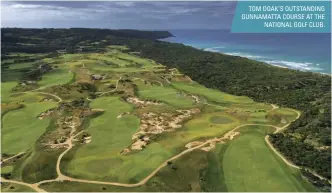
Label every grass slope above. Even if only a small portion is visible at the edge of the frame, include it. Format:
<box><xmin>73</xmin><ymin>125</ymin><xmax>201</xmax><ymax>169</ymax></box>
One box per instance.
<box><xmin>1</xmin><ymin>93</ymin><xmax>56</xmax><ymax>154</ymax></box>
<box><xmin>222</xmin><ymin>125</ymin><xmax>316</xmax><ymax>192</ymax></box>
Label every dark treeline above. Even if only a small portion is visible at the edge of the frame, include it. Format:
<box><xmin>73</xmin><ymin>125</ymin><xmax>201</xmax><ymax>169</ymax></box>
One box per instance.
<box><xmin>1</xmin><ymin>28</ymin><xmax>331</xmax><ymax>181</ymax></box>
<box><xmin>1</xmin><ymin>28</ymin><xmax>172</xmax><ymax>54</ymax></box>
<box><xmin>119</xmin><ymin>37</ymin><xmax>332</xmax><ymax>180</ymax></box>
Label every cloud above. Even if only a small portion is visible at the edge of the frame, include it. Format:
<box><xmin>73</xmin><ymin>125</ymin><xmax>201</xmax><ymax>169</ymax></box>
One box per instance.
<box><xmin>115</xmin><ymin>1</ymin><xmax>135</xmax><ymax>7</ymax></box>
<box><xmin>1</xmin><ymin>1</ymin><xmax>236</xmax><ymax>29</ymax></box>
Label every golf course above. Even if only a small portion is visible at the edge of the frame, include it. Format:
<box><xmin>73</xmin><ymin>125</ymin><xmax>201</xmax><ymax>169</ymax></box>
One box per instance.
<box><xmin>1</xmin><ymin>41</ymin><xmax>319</xmax><ymax>192</ymax></box>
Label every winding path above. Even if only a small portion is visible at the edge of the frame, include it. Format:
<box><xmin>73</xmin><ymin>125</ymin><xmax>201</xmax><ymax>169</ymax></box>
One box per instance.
<box><xmin>97</xmin><ymin>77</ymin><xmax>122</xmax><ymax>97</ymax></box>
<box><xmin>133</xmin><ymin>77</ymin><xmax>163</xmax><ymax>87</ymax></box>
<box><xmin>1</xmin><ymin>99</ymin><xmax>330</xmax><ymax>192</ymax></box>
<box><xmin>0</xmin><ymin>152</ymin><xmax>25</xmax><ymax>165</ymax></box>
<box><xmin>17</xmin><ymin>88</ymin><xmax>63</xmax><ymax>103</ymax></box>
<box><xmin>1</xmin><ymin>178</ymin><xmax>47</xmax><ymax>192</ymax></box>
<box><xmin>33</xmin><ymin>91</ymin><xmax>62</xmax><ymax>103</ymax></box>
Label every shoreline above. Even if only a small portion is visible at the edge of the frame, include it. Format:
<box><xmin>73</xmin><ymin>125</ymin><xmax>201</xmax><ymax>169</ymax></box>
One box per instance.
<box><xmin>161</xmin><ymin>39</ymin><xmax>330</xmax><ymax>76</ymax></box>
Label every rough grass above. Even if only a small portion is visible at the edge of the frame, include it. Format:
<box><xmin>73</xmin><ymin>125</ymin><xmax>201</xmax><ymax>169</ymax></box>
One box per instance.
<box><xmin>1</xmin><ymin>182</ymin><xmax>36</xmax><ymax>192</ymax></box>
<box><xmin>21</xmin><ymin>149</ymin><xmax>62</xmax><ymax>183</ymax></box>
<box><xmin>222</xmin><ymin>125</ymin><xmax>317</xmax><ymax>192</ymax></box>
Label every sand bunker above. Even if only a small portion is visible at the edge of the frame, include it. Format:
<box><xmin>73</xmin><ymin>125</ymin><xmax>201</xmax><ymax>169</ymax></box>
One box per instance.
<box><xmin>37</xmin><ymin>109</ymin><xmax>55</xmax><ymax>120</ymax></box>
<box><xmin>125</xmin><ymin>108</ymin><xmax>200</xmax><ymax>152</ymax></box>
<box><xmin>185</xmin><ymin>131</ymin><xmax>240</xmax><ymax>152</ymax></box>
<box><xmin>39</xmin><ymin>98</ymin><xmax>54</xmax><ymax>102</ymax></box>
<box><xmin>126</xmin><ymin>97</ymin><xmax>162</xmax><ymax>107</ymax></box>
<box><xmin>117</xmin><ymin>112</ymin><xmax>130</xmax><ymax>119</ymax></box>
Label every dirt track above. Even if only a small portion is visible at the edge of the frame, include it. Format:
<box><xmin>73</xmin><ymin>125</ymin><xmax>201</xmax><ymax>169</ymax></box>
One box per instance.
<box><xmin>1</xmin><ymin>100</ymin><xmax>330</xmax><ymax>192</ymax></box>
<box><xmin>0</xmin><ymin>152</ymin><xmax>25</xmax><ymax>165</ymax></box>
<box><xmin>98</xmin><ymin>77</ymin><xmax>122</xmax><ymax>97</ymax></box>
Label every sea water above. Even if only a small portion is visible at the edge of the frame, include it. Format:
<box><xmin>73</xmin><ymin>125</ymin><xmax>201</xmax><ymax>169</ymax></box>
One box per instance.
<box><xmin>163</xmin><ymin>29</ymin><xmax>331</xmax><ymax>74</ymax></box>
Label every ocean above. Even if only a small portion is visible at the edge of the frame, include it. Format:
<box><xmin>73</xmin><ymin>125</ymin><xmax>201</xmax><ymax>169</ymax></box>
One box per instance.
<box><xmin>163</xmin><ymin>29</ymin><xmax>331</xmax><ymax>74</ymax></box>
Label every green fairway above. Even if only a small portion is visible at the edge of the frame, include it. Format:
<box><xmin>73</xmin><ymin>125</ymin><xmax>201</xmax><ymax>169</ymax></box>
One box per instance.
<box><xmin>1</xmin><ymin>166</ymin><xmax>14</xmax><ymax>174</ymax></box>
<box><xmin>172</xmin><ymin>82</ymin><xmax>254</xmax><ymax>105</ymax></box>
<box><xmin>1</xmin><ymin>39</ymin><xmax>318</xmax><ymax>192</ymax></box>
<box><xmin>210</xmin><ymin>116</ymin><xmax>234</xmax><ymax>124</ymax></box>
<box><xmin>8</xmin><ymin>62</ymin><xmax>36</xmax><ymax>70</ymax></box>
<box><xmin>38</xmin><ymin>69</ymin><xmax>73</xmax><ymax>88</ymax></box>
<box><xmin>1</xmin><ymin>93</ymin><xmax>56</xmax><ymax>154</ymax></box>
<box><xmin>63</xmin><ymin>97</ymin><xmax>172</xmax><ymax>182</ymax></box>
<box><xmin>222</xmin><ymin>125</ymin><xmax>316</xmax><ymax>192</ymax></box>
<box><xmin>1</xmin><ymin>82</ymin><xmax>18</xmax><ymax>103</ymax></box>
<box><xmin>138</xmin><ymin>85</ymin><xmax>195</xmax><ymax>108</ymax></box>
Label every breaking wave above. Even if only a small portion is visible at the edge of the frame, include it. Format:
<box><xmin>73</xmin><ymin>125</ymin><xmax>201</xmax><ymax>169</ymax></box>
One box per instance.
<box><xmin>203</xmin><ymin>46</ymin><xmax>226</xmax><ymax>52</ymax></box>
<box><xmin>224</xmin><ymin>52</ymin><xmax>266</xmax><ymax>59</ymax></box>
<box><xmin>263</xmin><ymin>60</ymin><xmax>322</xmax><ymax>71</ymax></box>
<box><xmin>203</xmin><ymin>47</ymin><xmax>324</xmax><ymax>72</ymax></box>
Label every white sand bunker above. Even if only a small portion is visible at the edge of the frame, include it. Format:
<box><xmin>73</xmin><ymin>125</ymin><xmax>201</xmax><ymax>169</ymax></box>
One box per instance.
<box><xmin>37</xmin><ymin>109</ymin><xmax>55</xmax><ymax>120</ymax></box>
<box><xmin>124</xmin><ymin>108</ymin><xmax>200</xmax><ymax>152</ymax></box>
<box><xmin>126</xmin><ymin>97</ymin><xmax>162</xmax><ymax>107</ymax></box>
<box><xmin>185</xmin><ymin>131</ymin><xmax>240</xmax><ymax>152</ymax></box>
<box><xmin>117</xmin><ymin>112</ymin><xmax>130</xmax><ymax>119</ymax></box>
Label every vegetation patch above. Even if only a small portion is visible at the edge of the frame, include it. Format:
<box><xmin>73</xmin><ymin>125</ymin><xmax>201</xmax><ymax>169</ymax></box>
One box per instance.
<box><xmin>210</xmin><ymin>116</ymin><xmax>233</xmax><ymax>124</ymax></box>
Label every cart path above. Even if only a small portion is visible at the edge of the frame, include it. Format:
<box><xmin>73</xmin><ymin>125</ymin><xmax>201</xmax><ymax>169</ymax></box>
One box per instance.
<box><xmin>97</xmin><ymin>77</ymin><xmax>122</xmax><ymax>97</ymax></box>
<box><xmin>2</xmin><ymin>101</ymin><xmax>330</xmax><ymax>192</ymax></box>
<box><xmin>1</xmin><ymin>177</ymin><xmax>47</xmax><ymax>192</ymax></box>
<box><xmin>0</xmin><ymin>152</ymin><xmax>25</xmax><ymax>165</ymax></box>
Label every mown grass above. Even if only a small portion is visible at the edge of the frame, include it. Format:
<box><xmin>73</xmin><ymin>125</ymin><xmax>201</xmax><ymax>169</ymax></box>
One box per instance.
<box><xmin>1</xmin><ymin>166</ymin><xmax>14</xmax><ymax>174</ymax></box>
<box><xmin>62</xmin><ymin>97</ymin><xmax>171</xmax><ymax>183</ymax></box>
<box><xmin>1</xmin><ymin>93</ymin><xmax>57</xmax><ymax>154</ymax></box>
<box><xmin>1</xmin><ymin>48</ymin><xmax>313</xmax><ymax>192</ymax></box>
<box><xmin>222</xmin><ymin>125</ymin><xmax>317</xmax><ymax>192</ymax></box>
<box><xmin>138</xmin><ymin>85</ymin><xmax>196</xmax><ymax>108</ymax></box>
<box><xmin>8</xmin><ymin>62</ymin><xmax>36</xmax><ymax>70</ymax></box>
<box><xmin>1</xmin><ymin>82</ymin><xmax>18</xmax><ymax>103</ymax></box>
<box><xmin>171</xmin><ymin>82</ymin><xmax>254</xmax><ymax>104</ymax></box>
<box><xmin>38</xmin><ymin>69</ymin><xmax>73</xmax><ymax>88</ymax></box>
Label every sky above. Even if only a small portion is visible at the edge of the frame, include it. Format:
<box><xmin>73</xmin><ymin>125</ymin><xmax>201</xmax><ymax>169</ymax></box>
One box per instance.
<box><xmin>1</xmin><ymin>1</ymin><xmax>237</xmax><ymax>29</ymax></box>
